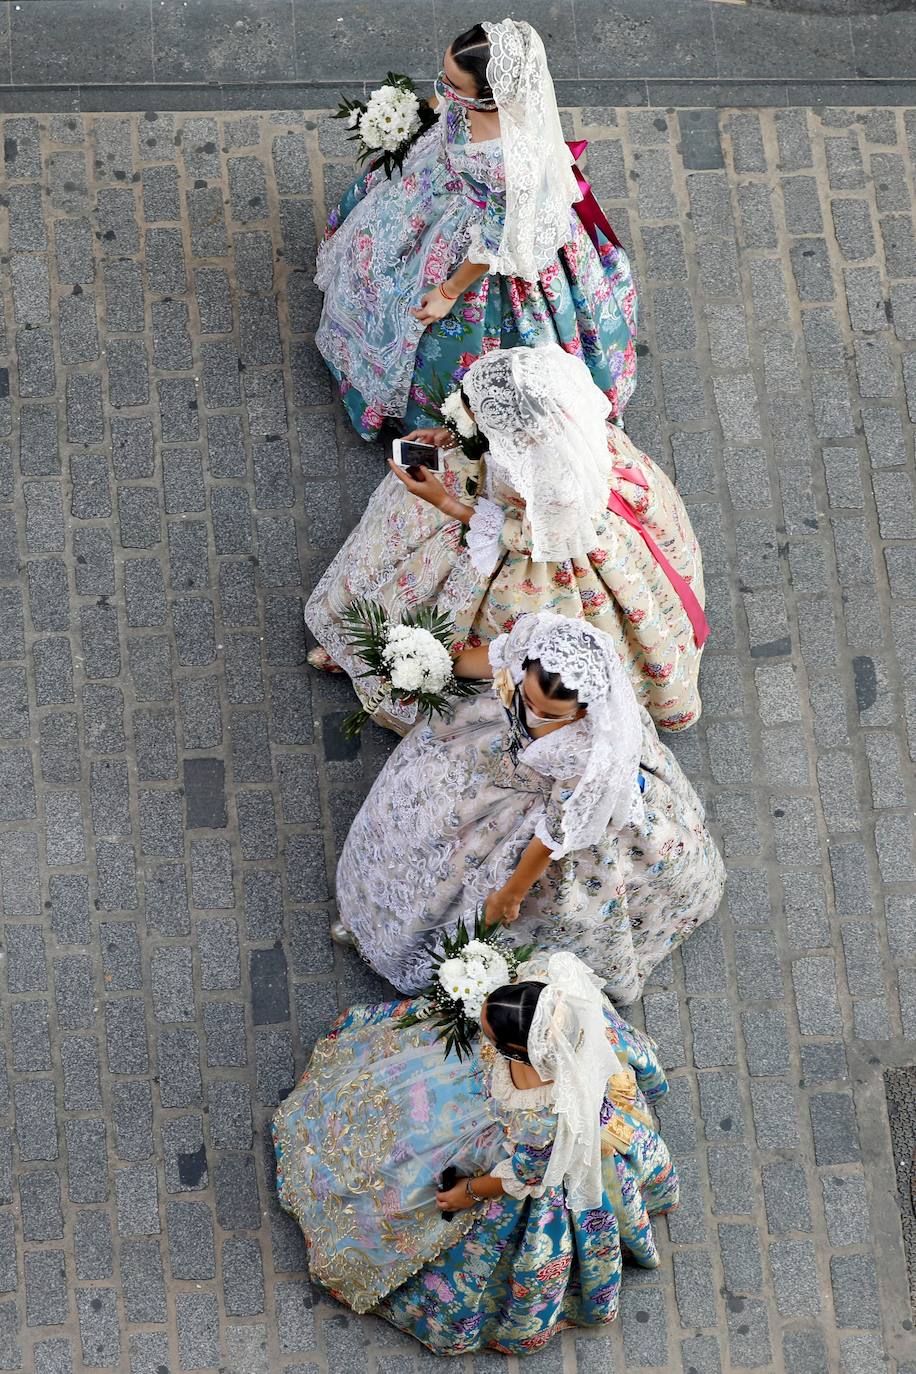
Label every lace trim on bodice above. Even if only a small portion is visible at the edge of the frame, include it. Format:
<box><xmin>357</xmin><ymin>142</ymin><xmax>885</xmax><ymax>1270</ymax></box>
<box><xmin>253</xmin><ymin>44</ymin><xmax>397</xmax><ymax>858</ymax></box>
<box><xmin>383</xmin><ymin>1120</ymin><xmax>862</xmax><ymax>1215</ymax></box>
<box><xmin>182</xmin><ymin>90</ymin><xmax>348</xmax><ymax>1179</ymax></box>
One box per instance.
<box><xmin>441</xmin><ymin>105</ymin><xmax>505</xmax><ymax>192</ymax></box>
<box><xmin>517</xmin><ymin>715</ymin><xmax>591</xmax><ymax>783</ymax></box>
<box><xmin>487</xmin><ymin>1046</ymin><xmax>557</xmax><ymax>1111</ymax></box>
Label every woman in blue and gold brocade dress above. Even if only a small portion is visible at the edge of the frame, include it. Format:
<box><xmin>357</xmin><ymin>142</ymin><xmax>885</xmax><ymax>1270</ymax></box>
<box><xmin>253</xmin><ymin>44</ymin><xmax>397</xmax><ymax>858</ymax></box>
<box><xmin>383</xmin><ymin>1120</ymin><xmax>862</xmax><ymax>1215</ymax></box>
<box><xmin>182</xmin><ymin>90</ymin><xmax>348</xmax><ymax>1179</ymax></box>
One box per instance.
<box><xmin>272</xmin><ymin>953</ymin><xmax>678</xmax><ymax>1356</ymax></box>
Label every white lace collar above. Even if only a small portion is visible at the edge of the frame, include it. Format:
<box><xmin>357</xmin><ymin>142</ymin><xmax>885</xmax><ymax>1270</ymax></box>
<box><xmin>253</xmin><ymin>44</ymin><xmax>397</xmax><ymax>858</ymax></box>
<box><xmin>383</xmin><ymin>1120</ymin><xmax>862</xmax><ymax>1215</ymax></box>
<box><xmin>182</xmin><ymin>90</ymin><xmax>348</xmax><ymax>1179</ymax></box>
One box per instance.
<box><xmin>488</xmin><ymin>1049</ymin><xmax>556</xmax><ymax>1111</ymax></box>
<box><xmin>519</xmin><ymin>716</ymin><xmax>592</xmax><ymax>774</ymax></box>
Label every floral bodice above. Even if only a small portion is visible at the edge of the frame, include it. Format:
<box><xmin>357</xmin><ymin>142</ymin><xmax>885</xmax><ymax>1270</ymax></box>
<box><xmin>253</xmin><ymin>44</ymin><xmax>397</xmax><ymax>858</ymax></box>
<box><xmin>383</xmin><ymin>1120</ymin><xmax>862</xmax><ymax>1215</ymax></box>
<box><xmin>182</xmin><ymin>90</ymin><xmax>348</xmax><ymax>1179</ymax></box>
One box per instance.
<box><xmin>439</xmin><ymin>102</ymin><xmax>506</xmax><ymax>197</ymax></box>
<box><xmin>314</xmin><ymin>100</ymin><xmax>508</xmax><ymax>416</ymax></box>
<box><xmin>477</xmin><ymin>1013</ymin><xmax>666</xmax><ymax>1198</ymax></box>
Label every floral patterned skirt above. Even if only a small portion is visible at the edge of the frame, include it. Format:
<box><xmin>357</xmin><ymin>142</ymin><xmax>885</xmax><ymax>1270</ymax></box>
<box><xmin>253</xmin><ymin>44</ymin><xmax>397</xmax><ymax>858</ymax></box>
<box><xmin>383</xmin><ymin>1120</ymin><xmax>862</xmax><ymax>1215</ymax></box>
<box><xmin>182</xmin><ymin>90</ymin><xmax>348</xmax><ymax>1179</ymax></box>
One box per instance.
<box><xmin>375</xmin><ymin>1124</ymin><xmax>678</xmax><ymax>1357</ymax></box>
<box><xmin>319</xmin><ymin>169</ymin><xmax>638</xmax><ymax>440</ymax></box>
<box><xmin>305</xmin><ymin>440</ymin><xmax>706</xmax><ymax>735</ymax></box>
<box><xmin>272</xmin><ymin>999</ymin><xmax>679</xmax><ymax>1357</ymax></box>
<box><xmin>335</xmin><ymin>696</ymin><xmax>725</xmax><ymax>1000</ymax></box>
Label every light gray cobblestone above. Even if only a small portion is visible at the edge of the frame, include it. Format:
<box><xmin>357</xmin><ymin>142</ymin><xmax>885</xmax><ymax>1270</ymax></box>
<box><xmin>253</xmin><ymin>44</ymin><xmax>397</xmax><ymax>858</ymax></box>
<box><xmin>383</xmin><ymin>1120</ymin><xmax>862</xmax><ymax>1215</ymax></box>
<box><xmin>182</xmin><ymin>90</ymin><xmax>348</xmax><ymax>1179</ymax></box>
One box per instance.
<box><xmin>0</xmin><ymin>102</ymin><xmax>908</xmax><ymax>1374</ymax></box>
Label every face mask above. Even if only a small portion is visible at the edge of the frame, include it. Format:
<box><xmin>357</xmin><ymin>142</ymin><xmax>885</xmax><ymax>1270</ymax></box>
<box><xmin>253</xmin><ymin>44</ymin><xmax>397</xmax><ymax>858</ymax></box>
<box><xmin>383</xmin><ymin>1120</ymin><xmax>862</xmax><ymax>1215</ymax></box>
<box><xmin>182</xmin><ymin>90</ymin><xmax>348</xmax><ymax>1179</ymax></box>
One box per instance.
<box><xmin>435</xmin><ymin>72</ymin><xmax>498</xmax><ymax>113</ymax></box>
<box><xmin>513</xmin><ymin>688</ymin><xmax>579</xmax><ymax>733</ymax></box>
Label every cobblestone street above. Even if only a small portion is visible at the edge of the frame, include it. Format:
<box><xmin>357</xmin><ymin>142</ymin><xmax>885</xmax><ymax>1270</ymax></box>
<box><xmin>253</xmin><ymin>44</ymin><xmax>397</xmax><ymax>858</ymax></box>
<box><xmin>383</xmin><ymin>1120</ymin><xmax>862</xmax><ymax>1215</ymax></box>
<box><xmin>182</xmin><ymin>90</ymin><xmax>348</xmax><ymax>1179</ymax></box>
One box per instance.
<box><xmin>0</xmin><ymin>100</ymin><xmax>914</xmax><ymax>1372</ymax></box>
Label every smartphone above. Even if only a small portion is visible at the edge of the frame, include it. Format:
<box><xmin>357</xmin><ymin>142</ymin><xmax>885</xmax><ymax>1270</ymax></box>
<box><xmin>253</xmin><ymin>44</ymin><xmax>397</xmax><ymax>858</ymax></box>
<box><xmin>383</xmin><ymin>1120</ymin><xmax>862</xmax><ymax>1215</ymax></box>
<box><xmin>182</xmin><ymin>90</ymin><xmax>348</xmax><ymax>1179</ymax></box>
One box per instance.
<box><xmin>439</xmin><ymin>1165</ymin><xmax>459</xmax><ymax>1221</ymax></box>
<box><xmin>392</xmin><ymin>438</ymin><xmax>441</xmax><ymax>473</ymax></box>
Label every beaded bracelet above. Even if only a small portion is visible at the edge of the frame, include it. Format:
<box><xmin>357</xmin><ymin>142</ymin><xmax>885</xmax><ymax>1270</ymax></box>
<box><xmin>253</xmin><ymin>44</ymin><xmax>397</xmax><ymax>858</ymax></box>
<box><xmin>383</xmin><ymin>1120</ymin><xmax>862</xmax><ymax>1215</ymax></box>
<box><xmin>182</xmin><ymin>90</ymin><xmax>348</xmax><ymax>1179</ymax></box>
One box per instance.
<box><xmin>465</xmin><ymin>1177</ymin><xmax>484</xmax><ymax>1201</ymax></box>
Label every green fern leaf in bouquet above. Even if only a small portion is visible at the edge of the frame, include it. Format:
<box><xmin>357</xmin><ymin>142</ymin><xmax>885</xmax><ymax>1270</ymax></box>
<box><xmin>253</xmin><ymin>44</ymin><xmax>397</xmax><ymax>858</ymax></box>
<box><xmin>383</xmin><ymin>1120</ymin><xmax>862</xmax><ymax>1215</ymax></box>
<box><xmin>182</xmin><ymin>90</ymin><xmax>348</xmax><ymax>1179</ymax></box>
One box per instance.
<box><xmin>337</xmin><ymin>600</ymin><xmax>483</xmax><ymax>736</ymax></box>
<box><xmin>397</xmin><ymin>912</ymin><xmax>535</xmax><ymax>1060</ymax></box>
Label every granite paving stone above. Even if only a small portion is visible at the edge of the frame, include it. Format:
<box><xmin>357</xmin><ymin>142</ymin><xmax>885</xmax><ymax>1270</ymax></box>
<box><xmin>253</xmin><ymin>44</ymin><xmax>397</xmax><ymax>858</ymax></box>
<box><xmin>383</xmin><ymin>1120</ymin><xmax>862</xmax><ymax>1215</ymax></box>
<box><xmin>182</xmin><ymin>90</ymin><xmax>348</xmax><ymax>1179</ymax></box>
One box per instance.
<box><xmin>60</xmin><ymin>1036</ymin><xmax>102</xmax><ymax>1114</ymax></box>
<box><xmin>74</xmin><ymin>1211</ymin><xmax>113</xmax><ymax>1282</ymax></box>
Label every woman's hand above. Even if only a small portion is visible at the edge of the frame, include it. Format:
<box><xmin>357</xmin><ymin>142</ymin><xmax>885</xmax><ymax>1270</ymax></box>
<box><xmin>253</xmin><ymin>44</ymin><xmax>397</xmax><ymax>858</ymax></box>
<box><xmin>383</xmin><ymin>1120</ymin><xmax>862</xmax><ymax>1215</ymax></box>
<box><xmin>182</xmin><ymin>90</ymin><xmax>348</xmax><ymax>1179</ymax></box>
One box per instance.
<box><xmin>484</xmin><ymin>884</ymin><xmax>524</xmax><ymax>928</ymax></box>
<box><xmin>411</xmin><ymin>287</ymin><xmax>455</xmax><ymax>326</ymax></box>
<box><xmin>388</xmin><ymin>458</ymin><xmax>448</xmax><ymax>508</ymax></box>
<box><xmin>404</xmin><ymin>426</ymin><xmax>456</xmax><ymax>449</ymax></box>
<box><xmin>435</xmin><ymin>1179</ymin><xmax>479</xmax><ymax>1213</ymax></box>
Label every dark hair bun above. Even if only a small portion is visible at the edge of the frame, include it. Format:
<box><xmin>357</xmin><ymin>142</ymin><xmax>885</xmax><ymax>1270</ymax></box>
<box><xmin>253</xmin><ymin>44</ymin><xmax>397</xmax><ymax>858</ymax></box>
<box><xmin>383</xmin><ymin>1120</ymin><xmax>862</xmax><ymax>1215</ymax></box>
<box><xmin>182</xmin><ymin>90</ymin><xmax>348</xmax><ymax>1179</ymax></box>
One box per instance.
<box><xmin>484</xmin><ymin>980</ymin><xmax>543</xmax><ymax>1063</ymax></box>
<box><xmin>522</xmin><ymin>657</ymin><xmax>579</xmax><ymax>705</ymax></box>
<box><xmin>450</xmin><ymin>24</ymin><xmax>493</xmax><ymax>101</ymax></box>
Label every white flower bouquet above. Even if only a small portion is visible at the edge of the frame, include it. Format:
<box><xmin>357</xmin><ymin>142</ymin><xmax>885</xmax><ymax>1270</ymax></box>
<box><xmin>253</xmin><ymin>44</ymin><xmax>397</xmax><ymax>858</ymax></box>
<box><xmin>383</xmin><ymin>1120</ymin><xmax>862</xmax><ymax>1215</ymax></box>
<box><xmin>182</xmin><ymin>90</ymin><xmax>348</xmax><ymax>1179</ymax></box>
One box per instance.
<box><xmin>339</xmin><ymin>599</ymin><xmax>479</xmax><ymax>737</ymax></box>
<box><xmin>399</xmin><ymin>914</ymin><xmax>533</xmax><ymax>1059</ymax></box>
<box><xmin>334</xmin><ymin>73</ymin><xmax>437</xmax><ymax>178</ymax></box>
<box><xmin>440</xmin><ymin>387</ymin><xmax>487</xmax><ymax>460</ymax></box>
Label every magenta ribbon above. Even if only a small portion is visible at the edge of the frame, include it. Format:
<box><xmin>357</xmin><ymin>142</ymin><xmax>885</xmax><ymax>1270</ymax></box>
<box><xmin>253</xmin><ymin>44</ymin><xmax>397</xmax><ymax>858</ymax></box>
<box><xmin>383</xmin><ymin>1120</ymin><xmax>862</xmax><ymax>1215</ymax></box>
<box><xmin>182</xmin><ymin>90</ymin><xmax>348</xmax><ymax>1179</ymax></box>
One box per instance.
<box><xmin>609</xmin><ymin>465</ymin><xmax>711</xmax><ymax>650</ymax></box>
<box><xmin>566</xmin><ymin>140</ymin><xmax>623</xmax><ymax>252</ymax></box>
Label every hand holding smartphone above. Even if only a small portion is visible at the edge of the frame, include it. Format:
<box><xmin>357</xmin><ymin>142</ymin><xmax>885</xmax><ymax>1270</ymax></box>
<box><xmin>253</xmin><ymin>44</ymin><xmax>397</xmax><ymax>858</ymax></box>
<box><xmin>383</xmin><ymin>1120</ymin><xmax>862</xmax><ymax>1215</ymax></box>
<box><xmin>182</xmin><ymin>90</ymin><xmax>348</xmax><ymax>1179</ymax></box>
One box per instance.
<box><xmin>392</xmin><ymin>438</ymin><xmax>442</xmax><ymax>474</ymax></box>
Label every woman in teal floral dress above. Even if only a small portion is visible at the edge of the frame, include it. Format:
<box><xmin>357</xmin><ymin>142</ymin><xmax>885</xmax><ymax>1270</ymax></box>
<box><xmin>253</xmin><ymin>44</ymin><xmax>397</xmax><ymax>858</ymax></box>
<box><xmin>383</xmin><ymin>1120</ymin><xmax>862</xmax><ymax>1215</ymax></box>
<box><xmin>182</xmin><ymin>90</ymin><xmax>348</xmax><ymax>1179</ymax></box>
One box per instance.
<box><xmin>314</xmin><ymin>19</ymin><xmax>637</xmax><ymax>440</ymax></box>
<box><xmin>272</xmin><ymin>952</ymin><xmax>679</xmax><ymax>1355</ymax></box>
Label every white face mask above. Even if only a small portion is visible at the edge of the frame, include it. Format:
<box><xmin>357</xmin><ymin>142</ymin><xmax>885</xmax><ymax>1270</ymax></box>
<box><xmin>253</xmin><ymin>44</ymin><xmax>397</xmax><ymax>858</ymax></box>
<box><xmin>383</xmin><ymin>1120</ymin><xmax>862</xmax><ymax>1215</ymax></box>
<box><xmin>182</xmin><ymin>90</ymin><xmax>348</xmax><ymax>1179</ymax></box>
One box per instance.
<box><xmin>514</xmin><ymin>688</ymin><xmax>579</xmax><ymax>732</ymax></box>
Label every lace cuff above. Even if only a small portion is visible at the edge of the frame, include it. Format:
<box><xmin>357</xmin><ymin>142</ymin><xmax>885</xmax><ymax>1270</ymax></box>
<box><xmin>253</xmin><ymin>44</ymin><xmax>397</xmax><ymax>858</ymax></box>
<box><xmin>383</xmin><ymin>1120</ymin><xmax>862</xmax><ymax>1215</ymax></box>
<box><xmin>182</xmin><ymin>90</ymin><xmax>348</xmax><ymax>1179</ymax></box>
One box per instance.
<box><xmin>491</xmin><ymin>1157</ymin><xmax>543</xmax><ymax>1200</ymax></box>
<box><xmin>535</xmin><ymin>814</ymin><xmax>567</xmax><ymax>861</ymax></box>
<box><xmin>466</xmin><ymin>498</ymin><xmax>505</xmax><ymax>576</ymax></box>
<box><xmin>466</xmin><ymin>223</ymin><xmax>499</xmax><ymax>275</ymax></box>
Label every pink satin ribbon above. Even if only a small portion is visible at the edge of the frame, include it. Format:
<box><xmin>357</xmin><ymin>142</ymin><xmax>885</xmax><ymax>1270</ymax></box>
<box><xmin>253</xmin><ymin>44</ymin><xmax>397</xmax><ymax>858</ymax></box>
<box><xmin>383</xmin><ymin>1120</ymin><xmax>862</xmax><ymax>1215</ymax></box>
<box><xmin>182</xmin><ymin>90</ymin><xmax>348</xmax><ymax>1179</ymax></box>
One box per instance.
<box><xmin>566</xmin><ymin>140</ymin><xmax>623</xmax><ymax>252</ymax></box>
<box><xmin>609</xmin><ymin>465</ymin><xmax>710</xmax><ymax>649</ymax></box>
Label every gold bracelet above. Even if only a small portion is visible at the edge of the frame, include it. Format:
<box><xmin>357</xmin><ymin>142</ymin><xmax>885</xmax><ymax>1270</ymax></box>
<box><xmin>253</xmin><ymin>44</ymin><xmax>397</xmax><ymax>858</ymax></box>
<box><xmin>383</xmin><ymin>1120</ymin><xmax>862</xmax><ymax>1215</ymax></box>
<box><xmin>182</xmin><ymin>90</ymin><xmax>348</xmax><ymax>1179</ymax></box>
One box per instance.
<box><xmin>438</xmin><ymin>281</ymin><xmax>459</xmax><ymax>301</ymax></box>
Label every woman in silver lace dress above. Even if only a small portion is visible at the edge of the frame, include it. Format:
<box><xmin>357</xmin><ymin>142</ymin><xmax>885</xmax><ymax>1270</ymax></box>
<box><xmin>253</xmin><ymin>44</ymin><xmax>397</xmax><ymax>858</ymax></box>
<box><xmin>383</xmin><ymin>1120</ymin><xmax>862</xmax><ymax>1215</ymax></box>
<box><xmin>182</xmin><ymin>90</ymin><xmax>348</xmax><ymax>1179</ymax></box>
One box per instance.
<box><xmin>334</xmin><ymin>613</ymin><xmax>725</xmax><ymax>1002</ymax></box>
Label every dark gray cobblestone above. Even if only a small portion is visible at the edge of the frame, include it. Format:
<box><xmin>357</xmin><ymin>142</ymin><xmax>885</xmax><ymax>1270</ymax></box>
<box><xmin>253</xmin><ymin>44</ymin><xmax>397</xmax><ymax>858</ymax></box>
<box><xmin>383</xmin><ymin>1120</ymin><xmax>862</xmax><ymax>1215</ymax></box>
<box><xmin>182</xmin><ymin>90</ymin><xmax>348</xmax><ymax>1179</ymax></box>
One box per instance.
<box><xmin>0</xmin><ymin>105</ymin><xmax>910</xmax><ymax>1373</ymax></box>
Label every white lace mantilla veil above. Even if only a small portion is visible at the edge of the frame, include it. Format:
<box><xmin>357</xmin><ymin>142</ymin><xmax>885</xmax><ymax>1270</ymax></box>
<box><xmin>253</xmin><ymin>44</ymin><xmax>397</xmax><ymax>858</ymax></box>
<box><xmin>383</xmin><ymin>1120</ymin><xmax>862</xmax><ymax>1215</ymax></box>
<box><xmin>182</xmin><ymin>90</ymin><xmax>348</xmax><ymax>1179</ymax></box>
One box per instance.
<box><xmin>517</xmin><ymin>951</ymin><xmax>622</xmax><ymax>1211</ymax></box>
<box><xmin>489</xmin><ymin>611</ymin><xmax>645</xmax><ymax>855</ymax></box>
<box><xmin>470</xmin><ymin>19</ymin><xmax>580</xmax><ymax>281</ymax></box>
<box><xmin>463</xmin><ymin>343</ymin><xmax>614</xmax><ymax>564</ymax></box>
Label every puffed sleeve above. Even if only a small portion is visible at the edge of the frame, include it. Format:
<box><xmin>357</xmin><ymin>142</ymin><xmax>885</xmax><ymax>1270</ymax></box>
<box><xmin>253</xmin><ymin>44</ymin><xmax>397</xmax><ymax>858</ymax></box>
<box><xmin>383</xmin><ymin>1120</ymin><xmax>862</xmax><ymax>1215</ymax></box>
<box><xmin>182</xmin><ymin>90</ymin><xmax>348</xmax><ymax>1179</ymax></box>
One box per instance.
<box><xmin>605</xmin><ymin>1010</ymin><xmax>669</xmax><ymax>1102</ymax></box>
<box><xmin>534</xmin><ymin>779</ymin><xmax>574</xmax><ymax>860</ymax></box>
<box><xmin>466</xmin><ymin>184</ymin><xmax>507</xmax><ymax>274</ymax></box>
<box><xmin>497</xmin><ymin>512</ymin><xmax>532</xmax><ymax>554</ymax></box>
<box><xmin>531</xmin><ymin>734</ymin><xmax>594</xmax><ymax>859</ymax></box>
<box><xmin>491</xmin><ymin>1113</ymin><xmax>557</xmax><ymax>1199</ymax></box>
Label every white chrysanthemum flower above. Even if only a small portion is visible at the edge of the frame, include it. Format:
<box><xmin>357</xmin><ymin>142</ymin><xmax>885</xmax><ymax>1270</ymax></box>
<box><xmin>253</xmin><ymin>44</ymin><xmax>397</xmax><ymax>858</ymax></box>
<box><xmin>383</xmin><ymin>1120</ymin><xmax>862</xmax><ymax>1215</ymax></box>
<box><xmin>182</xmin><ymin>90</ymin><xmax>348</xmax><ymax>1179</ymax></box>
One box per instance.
<box><xmin>464</xmin><ymin>945</ymin><xmax>510</xmax><ymax>991</ymax></box>
<box><xmin>441</xmin><ymin>388</ymin><xmax>479</xmax><ymax>439</ymax></box>
<box><xmin>359</xmin><ymin>112</ymin><xmax>384</xmax><ymax>148</ymax></box>
<box><xmin>438</xmin><ymin>958</ymin><xmax>465</xmax><ymax>987</ymax></box>
<box><xmin>390</xmin><ymin>660</ymin><xmax>424</xmax><ymax>693</ymax></box>
<box><xmin>486</xmin><ymin>953</ymin><xmax>510</xmax><ymax>987</ymax></box>
<box><xmin>359</xmin><ymin>84</ymin><xmax>420</xmax><ymax>153</ymax></box>
<box><xmin>383</xmin><ymin>625</ymin><xmax>453</xmax><ymax>693</ymax></box>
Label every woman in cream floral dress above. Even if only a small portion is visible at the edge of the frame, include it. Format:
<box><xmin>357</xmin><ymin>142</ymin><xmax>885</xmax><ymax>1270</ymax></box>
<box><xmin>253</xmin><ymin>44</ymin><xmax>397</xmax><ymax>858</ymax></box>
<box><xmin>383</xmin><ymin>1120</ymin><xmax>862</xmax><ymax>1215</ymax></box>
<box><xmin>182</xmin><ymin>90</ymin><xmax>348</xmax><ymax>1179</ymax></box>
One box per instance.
<box><xmin>307</xmin><ymin>344</ymin><xmax>708</xmax><ymax>733</ymax></box>
<box><xmin>334</xmin><ymin>613</ymin><xmax>725</xmax><ymax>1002</ymax></box>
